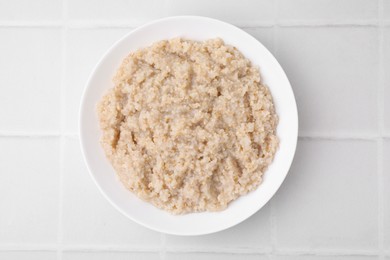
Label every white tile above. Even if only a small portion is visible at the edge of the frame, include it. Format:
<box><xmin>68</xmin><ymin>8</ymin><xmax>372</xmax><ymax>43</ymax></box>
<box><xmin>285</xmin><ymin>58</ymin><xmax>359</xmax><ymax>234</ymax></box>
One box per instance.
<box><xmin>166</xmin><ymin>253</ymin><xmax>268</xmax><ymax>260</ymax></box>
<box><xmin>276</xmin><ymin>27</ymin><xmax>378</xmax><ymax>135</ymax></box>
<box><xmin>0</xmin><ymin>251</ymin><xmax>56</xmax><ymax>260</ymax></box>
<box><xmin>0</xmin><ymin>0</ymin><xmax>61</xmax><ymax>21</ymax></box>
<box><xmin>62</xmin><ymin>137</ymin><xmax>161</xmax><ymax>246</ymax></box>
<box><xmin>67</xmin><ymin>0</ymin><xmax>167</xmax><ymax>22</ymax></box>
<box><xmin>273</xmin><ymin>139</ymin><xmax>378</xmax><ymax>250</ymax></box>
<box><xmin>163</xmin><ymin>0</ymin><xmax>275</xmax><ymax>25</ymax></box>
<box><xmin>65</xmin><ymin>28</ymin><xmax>129</xmax><ymax>133</ymax></box>
<box><xmin>63</xmin><ymin>252</ymin><xmax>159</xmax><ymax>260</ymax></box>
<box><xmin>384</xmin><ymin>28</ymin><xmax>390</xmax><ymax>134</ymax></box>
<box><xmin>384</xmin><ymin>0</ymin><xmax>390</xmax><ymax>21</ymax></box>
<box><xmin>166</xmin><ymin>204</ymin><xmax>271</xmax><ymax>249</ymax></box>
<box><xmin>243</xmin><ymin>27</ymin><xmax>275</xmax><ymax>53</ymax></box>
<box><xmin>0</xmin><ymin>28</ymin><xmax>61</xmax><ymax>133</ymax></box>
<box><xmin>271</xmin><ymin>256</ymin><xmax>377</xmax><ymax>260</ymax></box>
<box><xmin>0</xmin><ymin>138</ymin><xmax>59</xmax><ymax>244</ymax></box>
<box><xmin>278</xmin><ymin>0</ymin><xmax>377</xmax><ymax>21</ymax></box>
<box><xmin>384</xmin><ymin>139</ymin><xmax>390</xmax><ymax>250</ymax></box>
<box><xmin>68</xmin><ymin>0</ymin><xmax>274</xmax><ymax>24</ymax></box>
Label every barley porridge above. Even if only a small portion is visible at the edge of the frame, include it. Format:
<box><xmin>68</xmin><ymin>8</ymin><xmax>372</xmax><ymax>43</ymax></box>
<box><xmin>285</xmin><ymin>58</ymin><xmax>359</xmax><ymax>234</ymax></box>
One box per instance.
<box><xmin>97</xmin><ymin>38</ymin><xmax>278</xmax><ymax>214</ymax></box>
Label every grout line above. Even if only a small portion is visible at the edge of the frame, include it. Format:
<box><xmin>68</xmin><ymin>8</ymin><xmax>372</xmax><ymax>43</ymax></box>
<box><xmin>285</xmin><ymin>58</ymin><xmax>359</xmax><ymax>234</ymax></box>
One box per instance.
<box><xmin>164</xmin><ymin>248</ymin><xmax>379</xmax><ymax>256</ymax></box>
<box><xmin>160</xmin><ymin>234</ymin><xmax>167</xmax><ymax>260</ymax></box>
<box><xmin>61</xmin><ymin>133</ymin><xmax>79</xmax><ymax>138</ymax></box>
<box><xmin>67</xmin><ymin>20</ymin><xmax>274</xmax><ymax>29</ymax></box>
<box><xmin>378</xmin><ymin>141</ymin><xmax>385</xmax><ymax>260</ymax></box>
<box><xmin>67</xmin><ymin>20</ymin><xmax>149</xmax><ymax>28</ymax></box>
<box><xmin>0</xmin><ymin>247</ymin><xmax>382</xmax><ymax>256</ymax></box>
<box><xmin>150</xmin><ymin>248</ymin><xmax>272</xmax><ymax>254</ymax></box>
<box><xmin>298</xmin><ymin>134</ymin><xmax>382</xmax><ymax>141</ymax></box>
<box><xmin>0</xmin><ymin>245</ymin><xmax>58</xmax><ymax>251</ymax></box>
<box><xmin>66</xmin><ymin>21</ymin><xmax>137</xmax><ymax>29</ymax></box>
<box><xmin>0</xmin><ymin>21</ymin><xmax>62</xmax><ymax>27</ymax></box>
<box><xmin>0</xmin><ymin>20</ymin><xmax>384</xmax><ymax>29</ymax></box>
<box><xmin>378</xmin><ymin>0</ymin><xmax>385</xmax><ymax>259</ymax></box>
<box><xmin>378</xmin><ymin>0</ymin><xmax>385</xmax><ymax>137</ymax></box>
<box><xmin>61</xmin><ymin>246</ymin><xmax>161</xmax><ymax>252</ymax></box>
<box><xmin>277</xmin><ymin>19</ymin><xmax>379</xmax><ymax>27</ymax></box>
<box><xmin>272</xmin><ymin>250</ymin><xmax>381</xmax><ymax>257</ymax></box>
<box><xmin>164</xmin><ymin>249</ymin><xmax>273</xmax><ymax>255</ymax></box>
<box><xmin>57</xmin><ymin>1</ymin><xmax>68</xmax><ymax>260</ymax></box>
<box><xmin>0</xmin><ymin>132</ymin><xmax>60</xmax><ymax>137</ymax></box>
<box><xmin>239</xmin><ymin>25</ymin><xmax>274</xmax><ymax>29</ymax></box>
<box><xmin>226</xmin><ymin>22</ymin><xmax>275</xmax><ymax>28</ymax></box>
<box><xmin>0</xmin><ymin>245</ymin><xmax>383</xmax><ymax>256</ymax></box>
<box><xmin>57</xmin><ymin>140</ymin><xmax>65</xmax><ymax>260</ymax></box>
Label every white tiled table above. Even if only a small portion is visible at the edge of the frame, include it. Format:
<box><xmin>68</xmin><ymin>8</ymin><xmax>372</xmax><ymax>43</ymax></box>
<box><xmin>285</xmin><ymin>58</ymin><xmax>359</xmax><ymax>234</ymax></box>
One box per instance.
<box><xmin>0</xmin><ymin>0</ymin><xmax>389</xmax><ymax>259</ymax></box>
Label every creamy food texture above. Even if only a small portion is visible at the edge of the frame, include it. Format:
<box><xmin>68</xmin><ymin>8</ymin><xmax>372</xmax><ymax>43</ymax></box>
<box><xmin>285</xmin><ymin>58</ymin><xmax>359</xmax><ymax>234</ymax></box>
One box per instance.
<box><xmin>98</xmin><ymin>38</ymin><xmax>278</xmax><ymax>214</ymax></box>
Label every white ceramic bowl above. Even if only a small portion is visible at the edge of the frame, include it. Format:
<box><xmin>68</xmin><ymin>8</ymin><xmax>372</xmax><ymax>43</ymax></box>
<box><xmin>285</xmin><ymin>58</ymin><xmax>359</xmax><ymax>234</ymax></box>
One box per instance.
<box><xmin>80</xmin><ymin>16</ymin><xmax>298</xmax><ymax>236</ymax></box>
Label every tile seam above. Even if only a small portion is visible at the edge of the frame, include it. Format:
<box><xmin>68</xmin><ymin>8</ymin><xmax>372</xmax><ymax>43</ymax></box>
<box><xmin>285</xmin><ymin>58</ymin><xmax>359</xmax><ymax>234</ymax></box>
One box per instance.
<box><xmin>160</xmin><ymin>234</ymin><xmax>166</xmax><ymax>260</ymax></box>
<box><xmin>378</xmin><ymin>0</ymin><xmax>385</xmax><ymax>259</ymax></box>
<box><xmin>0</xmin><ymin>245</ymin><xmax>382</xmax><ymax>256</ymax></box>
<box><xmin>0</xmin><ymin>20</ymin><xmax>384</xmax><ymax>28</ymax></box>
<box><xmin>57</xmin><ymin>0</ymin><xmax>68</xmax><ymax>259</ymax></box>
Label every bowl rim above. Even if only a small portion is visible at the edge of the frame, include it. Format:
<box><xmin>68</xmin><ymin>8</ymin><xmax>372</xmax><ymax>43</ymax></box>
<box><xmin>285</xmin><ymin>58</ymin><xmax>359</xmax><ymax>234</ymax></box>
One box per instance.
<box><xmin>79</xmin><ymin>15</ymin><xmax>298</xmax><ymax>236</ymax></box>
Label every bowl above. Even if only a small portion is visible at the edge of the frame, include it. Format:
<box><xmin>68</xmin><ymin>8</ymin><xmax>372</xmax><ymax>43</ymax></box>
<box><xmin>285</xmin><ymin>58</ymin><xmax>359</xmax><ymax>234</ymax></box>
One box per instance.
<box><xmin>79</xmin><ymin>16</ymin><xmax>298</xmax><ymax>236</ymax></box>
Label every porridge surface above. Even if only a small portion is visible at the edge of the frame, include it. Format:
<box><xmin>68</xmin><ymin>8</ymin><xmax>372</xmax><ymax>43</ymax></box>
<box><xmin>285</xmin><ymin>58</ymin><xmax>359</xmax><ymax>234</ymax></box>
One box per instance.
<box><xmin>97</xmin><ymin>38</ymin><xmax>278</xmax><ymax>214</ymax></box>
